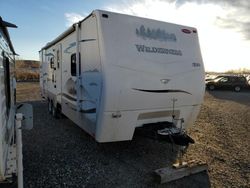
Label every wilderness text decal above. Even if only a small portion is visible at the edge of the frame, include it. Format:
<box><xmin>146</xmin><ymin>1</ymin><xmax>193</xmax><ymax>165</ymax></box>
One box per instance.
<box><xmin>135</xmin><ymin>44</ymin><xmax>182</xmax><ymax>56</ymax></box>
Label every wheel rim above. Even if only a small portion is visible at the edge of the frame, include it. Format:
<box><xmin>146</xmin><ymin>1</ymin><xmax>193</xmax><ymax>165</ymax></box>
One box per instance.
<box><xmin>209</xmin><ymin>85</ymin><xmax>215</xmax><ymax>90</ymax></box>
<box><xmin>48</xmin><ymin>100</ymin><xmax>52</xmax><ymax>113</ymax></box>
<box><xmin>235</xmin><ymin>86</ymin><xmax>240</xmax><ymax>91</ymax></box>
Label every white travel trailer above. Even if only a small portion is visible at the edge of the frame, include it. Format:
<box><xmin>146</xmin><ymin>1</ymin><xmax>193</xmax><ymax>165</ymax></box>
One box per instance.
<box><xmin>0</xmin><ymin>17</ymin><xmax>32</xmax><ymax>187</ymax></box>
<box><xmin>40</xmin><ymin>10</ymin><xmax>205</xmax><ymax>143</ymax></box>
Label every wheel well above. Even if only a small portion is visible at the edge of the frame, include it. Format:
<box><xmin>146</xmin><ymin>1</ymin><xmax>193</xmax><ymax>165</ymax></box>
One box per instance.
<box><xmin>48</xmin><ymin>98</ymin><xmax>61</xmax><ymax>110</ymax></box>
<box><xmin>56</xmin><ymin>103</ymin><xmax>61</xmax><ymax>110</ymax></box>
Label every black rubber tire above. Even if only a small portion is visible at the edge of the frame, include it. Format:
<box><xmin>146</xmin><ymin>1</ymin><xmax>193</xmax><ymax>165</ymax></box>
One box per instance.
<box><xmin>234</xmin><ymin>86</ymin><xmax>241</xmax><ymax>92</ymax></box>
<box><xmin>52</xmin><ymin>103</ymin><xmax>58</xmax><ymax>118</ymax></box>
<box><xmin>52</xmin><ymin>103</ymin><xmax>61</xmax><ymax>119</ymax></box>
<box><xmin>209</xmin><ymin>85</ymin><xmax>215</xmax><ymax>90</ymax></box>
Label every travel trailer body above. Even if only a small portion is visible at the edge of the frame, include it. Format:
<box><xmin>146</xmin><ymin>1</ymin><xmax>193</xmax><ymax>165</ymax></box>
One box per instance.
<box><xmin>0</xmin><ymin>17</ymin><xmax>18</xmax><ymax>184</ymax></box>
<box><xmin>0</xmin><ymin>17</ymin><xmax>33</xmax><ymax>187</ymax></box>
<box><xmin>40</xmin><ymin>10</ymin><xmax>205</xmax><ymax>143</ymax></box>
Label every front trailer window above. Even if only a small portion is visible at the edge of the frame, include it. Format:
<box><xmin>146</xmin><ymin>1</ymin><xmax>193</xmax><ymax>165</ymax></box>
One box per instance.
<box><xmin>3</xmin><ymin>56</ymin><xmax>11</xmax><ymax>116</ymax></box>
<box><xmin>57</xmin><ymin>50</ymin><xmax>60</xmax><ymax>68</ymax></box>
<box><xmin>50</xmin><ymin>57</ymin><xmax>54</xmax><ymax>69</ymax></box>
<box><xmin>71</xmin><ymin>53</ymin><xmax>81</xmax><ymax>76</ymax></box>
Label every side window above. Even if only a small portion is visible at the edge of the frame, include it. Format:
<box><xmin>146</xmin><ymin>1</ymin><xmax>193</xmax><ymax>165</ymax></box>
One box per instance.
<box><xmin>71</xmin><ymin>53</ymin><xmax>81</xmax><ymax>76</ymax></box>
<box><xmin>239</xmin><ymin>77</ymin><xmax>246</xmax><ymax>82</ymax></box>
<box><xmin>52</xmin><ymin>74</ymin><xmax>55</xmax><ymax>82</ymax></box>
<box><xmin>71</xmin><ymin>54</ymin><xmax>76</xmax><ymax>76</ymax></box>
<box><xmin>220</xmin><ymin>77</ymin><xmax>228</xmax><ymax>83</ymax></box>
<box><xmin>3</xmin><ymin>56</ymin><xmax>11</xmax><ymax>116</ymax></box>
<box><xmin>231</xmin><ymin>77</ymin><xmax>236</xmax><ymax>82</ymax></box>
<box><xmin>50</xmin><ymin>57</ymin><xmax>54</xmax><ymax>69</ymax></box>
<box><xmin>57</xmin><ymin>50</ymin><xmax>60</xmax><ymax>68</ymax></box>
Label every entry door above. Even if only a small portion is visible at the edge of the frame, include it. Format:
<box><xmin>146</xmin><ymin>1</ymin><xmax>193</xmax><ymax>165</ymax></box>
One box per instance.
<box><xmin>55</xmin><ymin>44</ymin><xmax>62</xmax><ymax>103</ymax></box>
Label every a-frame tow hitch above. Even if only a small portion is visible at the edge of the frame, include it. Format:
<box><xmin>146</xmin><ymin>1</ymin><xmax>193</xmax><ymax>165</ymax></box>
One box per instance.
<box><xmin>135</xmin><ymin>119</ymin><xmax>194</xmax><ymax>167</ymax></box>
<box><xmin>135</xmin><ymin>119</ymin><xmax>207</xmax><ymax>184</ymax></box>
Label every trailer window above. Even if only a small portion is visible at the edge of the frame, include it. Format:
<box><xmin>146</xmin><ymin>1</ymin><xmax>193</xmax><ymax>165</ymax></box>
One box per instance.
<box><xmin>52</xmin><ymin>74</ymin><xmax>55</xmax><ymax>82</ymax></box>
<box><xmin>57</xmin><ymin>50</ymin><xmax>60</xmax><ymax>68</ymax></box>
<box><xmin>71</xmin><ymin>53</ymin><xmax>81</xmax><ymax>76</ymax></box>
<box><xmin>50</xmin><ymin>57</ymin><xmax>54</xmax><ymax>69</ymax></box>
<box><xmin>3</xmin><ymin>56</ymin><xmax>11</xmax><ymax>116</ymax></box>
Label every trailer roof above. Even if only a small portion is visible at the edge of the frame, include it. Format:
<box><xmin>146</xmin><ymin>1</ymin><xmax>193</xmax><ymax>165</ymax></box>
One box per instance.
<box><xmin>40</xmin><ymin>12</ymin><xmax>94</xmax><ymax>51</ymax></box>
<box><xmin>0</xmin><ymin>17</ymin><xmax>17</xmax><ymax>55</ymax></box>
<box><xmin>40</xmin><ymin>9</ymin><xmax>196</xmax><ymax>52</ymax></box>
<box><xmin>40</xmin><ymin>25</ymin><xmax>75</xmax><ymax>50</ymax></box>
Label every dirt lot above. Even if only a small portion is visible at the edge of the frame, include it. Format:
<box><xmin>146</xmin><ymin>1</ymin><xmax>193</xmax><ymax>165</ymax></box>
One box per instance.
<box><xmin>16</xmin><ymin>82</ymin><xmax>41</xmax><ymax>102</ymax></box>
<box><xmin>17</xmin><ymin>82</ymin><xmax>250</xmax><ymax>187</ymax></box>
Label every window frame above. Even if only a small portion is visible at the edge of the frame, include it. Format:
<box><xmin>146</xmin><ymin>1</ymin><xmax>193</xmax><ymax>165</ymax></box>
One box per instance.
<box><xmin>71</xmin><ymin>53</ymin><xmax>81</xmax><ymax>76</ymax></box>
<box><xmin>50</xmin><ymin>57</ymin><xmax>54</xmax><ymax>69</ymax></box>
<box><xmin>3</xmin><ymin>56</ymin><xmax>11</xmax><ymax>116</ymax></box>
<box><xmin>57</xmin><ymin>50</ymin><xmax>60</xmax><ymax>68</ymax></box>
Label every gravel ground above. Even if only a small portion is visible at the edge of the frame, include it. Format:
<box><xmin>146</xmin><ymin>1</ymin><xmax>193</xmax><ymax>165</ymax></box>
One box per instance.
<box><xmin>17</xmin><ymin>83</ymin><xmax>250</xmax><ymax>187</ymax></box>
<box><xmin>22</xmin><ymin>100</ymin><xmax>209</xmax><ymax>188</ymax></box>
<box><xmin>187</xmin><ymin>91</ymin><xmax>250</xmax><ymax>187</ymax></box>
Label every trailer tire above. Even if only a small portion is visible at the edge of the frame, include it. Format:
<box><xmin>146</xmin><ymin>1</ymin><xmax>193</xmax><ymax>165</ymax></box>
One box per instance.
<box><xmin>52</xmin><ymin>105</ymin><xmax>58</xmax><ymax>118</ymax></box>
<box><xmin>234</xmin><ymin>86</ymin><xmax>241</xmax><ymax>92</ymax></box>
<box><xmin>57</xmin><ymin>104</ymin><xmax>62</xmax><ymax>119</ymax></box>
<box><xmin>48</xmin><ymin>100</ymin><xmax>52</xmax><ymax>114</ymax></box>
<box><xmin>52</xmin><ymin>103</ymin><xmax>61</xmax><ymax>119</ymax></box>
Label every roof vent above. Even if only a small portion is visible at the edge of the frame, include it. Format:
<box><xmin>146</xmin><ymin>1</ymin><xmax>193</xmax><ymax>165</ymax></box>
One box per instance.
<box><xmin>102</xmin><ymin>14</ymin><xmax>109</xmax><ymax>18</ymax></box>
<box><xmin>181</xmin><ymin>29</ymin><xmax>191</xmax><ymax>34</ymax></box>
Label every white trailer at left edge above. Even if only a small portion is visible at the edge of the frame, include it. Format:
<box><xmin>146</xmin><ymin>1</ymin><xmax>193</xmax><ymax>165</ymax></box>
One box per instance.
<box><xmin>0</xmin><ymin>17</ymin><xmax>33</xmax><ymax>188</ymax></box>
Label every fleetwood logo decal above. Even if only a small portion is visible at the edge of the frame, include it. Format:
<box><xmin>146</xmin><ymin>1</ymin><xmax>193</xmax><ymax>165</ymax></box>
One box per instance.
<box><xmin>136</xmin><ymin>25</ymin><xmax>177</xmax><ymax>42</ymax></box>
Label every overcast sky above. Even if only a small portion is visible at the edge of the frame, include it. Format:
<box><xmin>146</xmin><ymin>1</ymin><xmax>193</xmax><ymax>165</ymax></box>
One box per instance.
<box><xmin>1</xmin><ymin>0</ymin><xmax>250</xmax><ymax>72</ymax></box>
